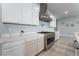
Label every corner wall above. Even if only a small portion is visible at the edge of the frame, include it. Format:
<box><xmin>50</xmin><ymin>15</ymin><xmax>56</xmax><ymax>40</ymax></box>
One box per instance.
<box><xmin>58</xmin><ymin>16</ymin><xmax>79</xmax><ymax>37</ymax></box>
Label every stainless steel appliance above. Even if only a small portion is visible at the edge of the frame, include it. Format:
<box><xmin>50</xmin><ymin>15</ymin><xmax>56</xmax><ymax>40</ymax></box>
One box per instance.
<box><xmin>39</xmin><ymin>3</ymin><xmax>52</xmax><ymax>22</ymax></box>
<box><xmin>38</xmin><ymin>32</ymin><xmax>55</xmax><ymax>50</ymax></box>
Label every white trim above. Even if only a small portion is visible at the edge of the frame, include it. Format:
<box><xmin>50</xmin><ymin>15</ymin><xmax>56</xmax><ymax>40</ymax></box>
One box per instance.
<box><xmin>60</xmin><ymin>34</ymin><xmax>73</xmax><ymax>38</ymax></box>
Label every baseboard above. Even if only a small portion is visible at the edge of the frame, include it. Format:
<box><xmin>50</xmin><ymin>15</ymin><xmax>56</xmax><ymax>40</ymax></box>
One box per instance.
<box><xmin>60</xmin><ymin>34</ymin><xmax>73</xmax><ymax>38</ymax></box>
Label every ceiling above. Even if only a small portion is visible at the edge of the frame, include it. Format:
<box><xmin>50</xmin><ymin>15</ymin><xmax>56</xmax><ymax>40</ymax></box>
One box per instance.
<box><xmin>47</xmin><ymin>3</ymin><xmax>79</xmax><ymax>19</ymax></box>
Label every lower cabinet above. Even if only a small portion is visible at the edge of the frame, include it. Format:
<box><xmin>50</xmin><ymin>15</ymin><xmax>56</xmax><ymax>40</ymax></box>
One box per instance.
<box><xmin>0</xmin><ymin>35</ymin><xmax>44</xmax><ymax>56</ymax></box>
<box><xmin>2</xmin><ymin>44</ymin><xmax>25</xmax><ymax>56</ymax></box>
<box><xmin>37</xmin><ymin>38</ymin><xmax>44</xmax><ymax>53</ymax></box>
<box><xmin>26</xmin><ymin>40</ymin><xmax>37</xmax><ymax>56</ymax></box>
<box><xmin>55</xmin><ymin>31</ymin><xmax>60</xmax><ymax>41</ymax></box>
<box><xmin>0</xmin><ymin>46</ymin><xmax>2</xmax><ymax>56</ymax></box>
<box><xmin>25</xmin><ymin>37</ymin><xmax>44</xmax><ymax>56</ymax></box>
<box><xmin>2</xmin><ymin>40</ymin><xmax>25</xmax><ymax>56</ymax></box>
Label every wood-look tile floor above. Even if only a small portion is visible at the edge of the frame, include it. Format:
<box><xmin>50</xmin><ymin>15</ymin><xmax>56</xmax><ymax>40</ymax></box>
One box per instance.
<box><xmin>37</xmin><ymin>37</ymin><xmax>75</xmax><ymax>56</ymax></box>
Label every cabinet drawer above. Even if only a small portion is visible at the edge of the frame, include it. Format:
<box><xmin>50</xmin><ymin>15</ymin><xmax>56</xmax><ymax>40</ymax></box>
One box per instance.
<box><xmin>2</xmin><ymin>40</ymin><xmax>25</xmax><ymax>49</ymax></box>
<box><xmin>2</xmin><ymin>44</ymin><xmax>25</xmax><ymax>56</ymax></box>
<box><xmin>26</xmin><ymin>40</ymin><xmax>36</xmax><ymax>46</ymax></box>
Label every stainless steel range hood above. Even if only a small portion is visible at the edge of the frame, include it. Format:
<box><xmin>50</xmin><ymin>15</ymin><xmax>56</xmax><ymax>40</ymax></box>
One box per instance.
<box><xmin>39</xmin><ymin>3</ymin><xmax>52</xmax><ymax>22</ymax></box>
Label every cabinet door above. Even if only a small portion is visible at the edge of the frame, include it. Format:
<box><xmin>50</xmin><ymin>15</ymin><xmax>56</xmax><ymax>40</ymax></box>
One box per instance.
<box><xmin>26</xmin><ymin>40</ymin><xmax>37</xmax><ymax>56</ymax></box>
<box><xmin>32</xmin><ymin>4</ymin><xmax>39</xmax><ymax>25</ymax></box>
<box><xmin>2</xmin><ymin>44</ymin><xmax>25</xmax><ymax>56</ymax></box>
<box><xmin>53</xmin><ymin>17</ymin><xmax>56</xmax><ymax>27</ymax></box>
<box><xmin>37</xmin><ymin>38</ymin><xmax>44</xmax><ymax>52</ymax></box>
<box><xmin>22</xmin><ymin>3</ymin><xmax>33</xmax><ymax>25</ymax></box>
<box><xmin>50</xmin><ymin>17</ymin><xmax>56</xmax><ymax>27</ymax></box>
<box><xmin>0</xmin><ymin>45</ymin><xmax>2</xmax><ymax>56</ymax></box>
<box><xmin>55</xmin><ymin>31</ymin><xmax>60</xmax><ymax>41</ymax></box>
<box><xmin>2</xmin><ymin>3</ymin><xmax>22</xmax><ymax>24</ymax></box>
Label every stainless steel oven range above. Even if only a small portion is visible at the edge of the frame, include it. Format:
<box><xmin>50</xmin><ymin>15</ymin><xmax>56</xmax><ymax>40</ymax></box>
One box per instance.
<box><xmin>38</xmin><ymin>32</ymin><xmax>55</xmax><ymax>50</ymax></box>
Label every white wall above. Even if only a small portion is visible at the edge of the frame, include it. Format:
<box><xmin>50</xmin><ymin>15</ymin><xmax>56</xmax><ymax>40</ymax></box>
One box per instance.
<box><xmin>58</xmin><ymin>16</ymin><xmax>79</xmax><ymax>37</ymax></box>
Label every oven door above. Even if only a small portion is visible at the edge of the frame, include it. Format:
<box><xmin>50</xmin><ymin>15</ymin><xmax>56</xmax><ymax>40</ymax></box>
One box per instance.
<box><xmin>44</xmin><ymin>35</ymin><xmax>55</xmax><ymax>50</ymax></box>
<box><xmin>47</xmin><ymin>36</ymin><xmax>55</xmax><ymax>45</ymax></box>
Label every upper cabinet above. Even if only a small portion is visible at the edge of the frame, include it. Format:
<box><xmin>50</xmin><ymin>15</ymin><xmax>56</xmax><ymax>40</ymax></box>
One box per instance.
<box><xmin>2</xmin><ymin>3</ymin><xmax>22</xmax><ymax>24</ymax></box>
<box><xmin>32</xmin><ymin>4</ymin><xmax>39</xmax><ymax>25</ymax></box>
<box><xmin>22</xmin><ymin>3</ymin><xmax>39</xmax><ymax>25</ymax></box>
<box><xmin>50</xmin><ymin>16</ymin><xmax>56</xmax><ymax>27</ymax></box>
<box><xmin>1</xmin><ymin>3</ymin><xmax>39</xmax><ymax>25</ymax></box>
<box><xmin>22</xmin><ymin>3</ymin><xmax>33</xmax><ymax>25</ymax></box>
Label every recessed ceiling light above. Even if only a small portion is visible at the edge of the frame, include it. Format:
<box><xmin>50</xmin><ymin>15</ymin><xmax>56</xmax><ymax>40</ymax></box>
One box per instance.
<box><xmin>65</xmin><ymin>11</ymin><xmax>68</xmax><ymax>14</ymax></box>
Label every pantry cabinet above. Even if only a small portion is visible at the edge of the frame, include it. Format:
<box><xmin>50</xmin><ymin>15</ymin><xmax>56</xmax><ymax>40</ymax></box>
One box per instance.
<box><xmin>1</xmin><ymin>3</ymin><xmax>39</xmax><ymax>25</ymax></box>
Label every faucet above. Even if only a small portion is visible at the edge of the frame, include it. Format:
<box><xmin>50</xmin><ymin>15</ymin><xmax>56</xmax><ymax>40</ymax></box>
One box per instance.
<box><xmin>21</xmin><ymin>30</ymin><xmax>24</xmax><ymax>33</ymax></box>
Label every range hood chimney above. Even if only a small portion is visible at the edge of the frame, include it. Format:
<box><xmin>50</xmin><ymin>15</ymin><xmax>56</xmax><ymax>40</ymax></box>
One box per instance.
<box><xmin>39</xmin><ymin>3</ymin><xmax>52</xmax><ymax>22</ymax></box>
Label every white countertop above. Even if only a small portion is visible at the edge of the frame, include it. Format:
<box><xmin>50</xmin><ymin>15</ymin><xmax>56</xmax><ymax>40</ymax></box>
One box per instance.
<box><xmin>0</xmin><ymin>32</ymin><xmax>44</xmax><ymax>44</ymax></box>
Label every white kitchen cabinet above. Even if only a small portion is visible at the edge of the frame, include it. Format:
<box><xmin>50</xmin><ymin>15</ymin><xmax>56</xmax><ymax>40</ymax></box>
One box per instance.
<box><xmin>0</xmin><ymin>44</ymin><xmax>2</xmax><ymax>56</ymax></box>
<box><xmin>32</xmin><ymin>4</ymin><xmax>39</xmax><ymax>25</ymax></box>
<box><xmin>50</xmin><ymin>16</ymin><xmax>56</xmax><ymax>27</ymax></box>
<box><xmin>2</xmin><ymin>3</ymin><xmax>22</xmax><ymax>24</ymax></box>
<box><xmin>26</xmin><ymin>40</ymin><xmax>37</xmax><ymax>56</ymax></box>
<box><xmin>2</xmin><ymin>40</ymin><xmax>25</xmax><ymax>56</ymax></box>
<box><xmin>55</xmin><ymin>31</ymin><xmax>60</xmax><ymax>41</ymax></box>
<box><xmin>2</xmin><ymin>44</ymin><xmax>25</xmax><ymax>56</ymax></box>
<box><xmin>22</xmin><ymin>3</ymin><xmax>39</xmax><ymax>25</ymax></box>
<box><xmin>0</xmin><ymin>34</ymin><xmax>44</xmax><ymax>56</ymax></box>
<box><xmin>1</xmin><ymin>3</ymin><xmax>39</xmax><ymax>25</ymax></box>
<box><xmin>37</xmin><ymin>38</ymin><xmax>44</xmax><ymax>53</ymax></box>
<box><xmin>22</xmin><ymin>3</ymin><xmax>33</xmax><ymax>25</ymax></box>
<box><xmin>25</xmin><ymin>35</ymin><xmax>44</xmax><ymax>56</ymax></box>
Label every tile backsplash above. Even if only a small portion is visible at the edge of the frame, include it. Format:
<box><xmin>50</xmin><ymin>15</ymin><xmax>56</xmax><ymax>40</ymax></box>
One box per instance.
<box><xmin>0</xmin><ymin>20</ymin><xmax>54</xmax><ymax>34</ymax></box>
